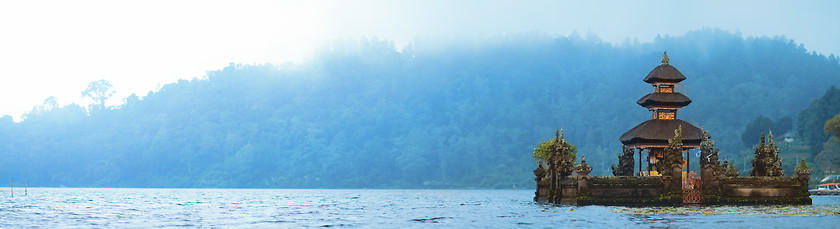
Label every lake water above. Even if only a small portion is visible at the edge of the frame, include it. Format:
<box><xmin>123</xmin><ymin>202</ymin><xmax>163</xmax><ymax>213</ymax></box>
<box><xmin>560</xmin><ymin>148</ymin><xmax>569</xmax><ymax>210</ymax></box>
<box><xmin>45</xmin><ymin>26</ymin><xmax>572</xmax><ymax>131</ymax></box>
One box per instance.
<box><xmin>1</xmin><ymin>188</ymin><xmax>839</xmax><ymax>228</ymax></box>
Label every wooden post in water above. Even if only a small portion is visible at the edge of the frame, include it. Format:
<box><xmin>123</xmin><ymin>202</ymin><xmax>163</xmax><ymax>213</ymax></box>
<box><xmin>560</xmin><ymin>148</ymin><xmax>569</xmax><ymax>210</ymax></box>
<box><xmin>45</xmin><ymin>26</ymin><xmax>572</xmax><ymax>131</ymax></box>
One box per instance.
<box><xmin>10</xmin><ymin>177</ymin><xmax>13</xmax><ymax>197</ymax></box>
<box><xmin>24</xmin><ymin>178</ymin><xmax>27</xmax><ymax>196</ymax></box>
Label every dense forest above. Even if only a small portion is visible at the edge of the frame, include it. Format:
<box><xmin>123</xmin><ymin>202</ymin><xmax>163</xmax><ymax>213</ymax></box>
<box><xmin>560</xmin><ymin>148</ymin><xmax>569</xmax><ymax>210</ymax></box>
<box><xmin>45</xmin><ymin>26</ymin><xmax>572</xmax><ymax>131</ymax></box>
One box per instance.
<box><xmin>739</xmin><ymin>86</ymin><xmax>840</xmax><ymax>180</ymax></box>
<box><xmin>1</xmin><ymin>28</ymin><xmax>838</xmax><ymax>188</ymax></box>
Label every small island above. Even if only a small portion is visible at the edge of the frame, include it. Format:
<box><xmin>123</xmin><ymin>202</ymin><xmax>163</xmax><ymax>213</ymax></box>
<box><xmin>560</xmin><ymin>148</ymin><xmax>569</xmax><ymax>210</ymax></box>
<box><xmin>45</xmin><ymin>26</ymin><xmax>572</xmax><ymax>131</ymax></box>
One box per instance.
<box><xmin>533</xmin><ymin>52</ymin><xmax>812</xmax><ymax>206</ymax></box>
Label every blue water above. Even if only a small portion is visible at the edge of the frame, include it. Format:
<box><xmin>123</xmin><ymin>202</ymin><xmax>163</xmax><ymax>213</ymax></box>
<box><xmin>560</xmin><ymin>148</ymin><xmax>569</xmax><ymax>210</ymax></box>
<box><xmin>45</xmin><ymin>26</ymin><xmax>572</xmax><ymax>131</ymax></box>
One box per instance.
<box><xmin>1</xmin><ymin>188</ymin><xmax>838</xmax><ymax>228</ymax></box>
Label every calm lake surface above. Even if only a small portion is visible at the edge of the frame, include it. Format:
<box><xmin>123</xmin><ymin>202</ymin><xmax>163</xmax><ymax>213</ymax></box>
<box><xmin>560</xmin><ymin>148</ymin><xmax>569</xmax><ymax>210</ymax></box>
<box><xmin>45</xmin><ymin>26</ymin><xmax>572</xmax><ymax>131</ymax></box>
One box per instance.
<box><xmin>1</xmin><ymin>188</ymin><xmax>839</xmax><ymax>228</ymax></box>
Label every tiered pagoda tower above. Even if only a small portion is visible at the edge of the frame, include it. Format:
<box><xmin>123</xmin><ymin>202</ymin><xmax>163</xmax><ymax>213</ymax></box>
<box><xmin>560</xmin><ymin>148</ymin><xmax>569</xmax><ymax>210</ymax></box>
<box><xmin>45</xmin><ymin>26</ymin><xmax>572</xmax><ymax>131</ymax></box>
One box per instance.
<box><xmin>619</xmin><ymin>52</ymin><xmax>703</xmax><ymax>176</ymax></box>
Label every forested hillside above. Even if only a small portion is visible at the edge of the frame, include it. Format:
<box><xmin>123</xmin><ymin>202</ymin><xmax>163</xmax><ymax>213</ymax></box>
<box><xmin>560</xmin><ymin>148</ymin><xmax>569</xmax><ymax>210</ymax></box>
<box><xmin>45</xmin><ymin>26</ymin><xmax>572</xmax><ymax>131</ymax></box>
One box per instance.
<box><xmin>1</xmin><ymin>29</ymin><xmax>838</xmax><ymax>188</ymax></box>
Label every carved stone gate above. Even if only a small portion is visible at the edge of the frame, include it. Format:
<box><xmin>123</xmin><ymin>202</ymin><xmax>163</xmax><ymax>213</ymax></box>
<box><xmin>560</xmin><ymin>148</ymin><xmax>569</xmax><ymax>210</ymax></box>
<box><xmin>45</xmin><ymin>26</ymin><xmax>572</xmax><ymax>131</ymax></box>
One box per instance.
<box><xmin>682</xmin><ymin>174</ymin><xmax>702</xmax><ymax>204</ymax></box>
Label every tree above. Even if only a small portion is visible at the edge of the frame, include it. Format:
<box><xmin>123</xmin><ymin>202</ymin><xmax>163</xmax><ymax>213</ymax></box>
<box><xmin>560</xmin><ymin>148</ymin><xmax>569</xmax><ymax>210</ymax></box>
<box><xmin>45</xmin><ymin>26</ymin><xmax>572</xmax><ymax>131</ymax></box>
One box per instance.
<box><xmin>797</xmin><ymin>86</ymin><xmax>840</xmax><ymax>152</ymax></box>
<box><xmin>775</xmin><ymin>116</ymin><xmax>793</xmax><ymax>136</ymax></box>
<box><xmin>741</xmin><ymin>116</ymin><xmax>774</xmax><ymax>148</ymax></box>
<box><xmin>741</xmin><ymin>115</ymin><xmax>794</xmax><ymax>148</ymax></box>
<box><xmin>825</xmin><ymin>114</ymin><xmax>840</xmax><ymax>144</ymax></box>
<box><xmin>815</xmin><ymin>140</ymin><xmax>840</xmax><ymax>176</ymax></box>
<box><xmin>23</xmin><ymin>96</ymin><xmax>59</xmax><ymax>119</ymax></box>
<box><xmin>82</xmin><ymin>79</ymin><xmax>115</xmax><ymax>111</ymax></box>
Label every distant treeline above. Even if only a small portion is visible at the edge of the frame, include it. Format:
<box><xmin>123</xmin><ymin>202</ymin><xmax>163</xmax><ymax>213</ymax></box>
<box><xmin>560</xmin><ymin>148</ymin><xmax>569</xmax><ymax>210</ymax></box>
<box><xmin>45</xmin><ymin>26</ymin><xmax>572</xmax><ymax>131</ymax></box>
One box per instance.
<box><xmin>1</xmin><ymin>28</ymin><xmax>838</xmax><ymax>188</ymax></box>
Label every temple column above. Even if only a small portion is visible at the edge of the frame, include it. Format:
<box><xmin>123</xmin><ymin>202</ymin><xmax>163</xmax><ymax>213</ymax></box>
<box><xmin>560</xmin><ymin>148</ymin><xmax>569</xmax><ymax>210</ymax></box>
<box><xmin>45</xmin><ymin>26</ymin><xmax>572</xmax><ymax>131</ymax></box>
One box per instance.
<box><xmin>686</xmin><ymin>149</ymin><xmax>690</xmax><ymax>173</ymax></box>
<box><xmin>647</xmin><ymin>150</ymin><xmax>654</xmax><ymax>174</ymax></box>
<box><xmin>638</xmin><ymin>148</ymin><xmax>642</xmax><ymax>176</ymax></box>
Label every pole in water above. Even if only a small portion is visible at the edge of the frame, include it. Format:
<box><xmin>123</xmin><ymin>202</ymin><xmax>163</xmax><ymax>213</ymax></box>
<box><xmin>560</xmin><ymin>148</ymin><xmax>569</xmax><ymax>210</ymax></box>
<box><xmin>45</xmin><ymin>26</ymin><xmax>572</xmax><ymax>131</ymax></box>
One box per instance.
<box><xmin>24</xmin><ymin>178</ymin><xmax>27</xmax><ymax>196</ymax></box>
<box><xmin>10</xmin><ymin>177</ymin><xmax>13</xmax><ymax>197</ymax></box>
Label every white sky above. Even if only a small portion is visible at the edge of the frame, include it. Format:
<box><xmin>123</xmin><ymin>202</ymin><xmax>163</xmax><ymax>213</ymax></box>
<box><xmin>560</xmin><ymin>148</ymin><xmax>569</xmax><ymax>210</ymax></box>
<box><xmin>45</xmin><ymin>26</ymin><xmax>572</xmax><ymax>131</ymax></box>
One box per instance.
<box><xmin>1</xmin><ymin>0</ymin><xmax>838</xmax><ymax>121</ymax></box>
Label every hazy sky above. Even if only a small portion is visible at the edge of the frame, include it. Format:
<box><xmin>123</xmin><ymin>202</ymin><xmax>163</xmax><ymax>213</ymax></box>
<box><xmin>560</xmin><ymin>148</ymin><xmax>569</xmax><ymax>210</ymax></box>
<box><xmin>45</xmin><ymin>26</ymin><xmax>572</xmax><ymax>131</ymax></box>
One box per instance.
<box><xmin>1</xmin><ymin>0</ymin><xmax>838</xmax><ymax>120</ymax></box>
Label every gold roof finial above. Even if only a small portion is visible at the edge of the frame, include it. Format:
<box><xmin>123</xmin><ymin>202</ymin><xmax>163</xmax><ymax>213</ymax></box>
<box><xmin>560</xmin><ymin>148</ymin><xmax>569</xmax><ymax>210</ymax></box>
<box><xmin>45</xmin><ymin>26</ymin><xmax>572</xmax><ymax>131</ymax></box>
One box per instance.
<box><xmin>661</xmin><ymin>51</ymin><xmax>670</xmax><ymax>65</ymax></box>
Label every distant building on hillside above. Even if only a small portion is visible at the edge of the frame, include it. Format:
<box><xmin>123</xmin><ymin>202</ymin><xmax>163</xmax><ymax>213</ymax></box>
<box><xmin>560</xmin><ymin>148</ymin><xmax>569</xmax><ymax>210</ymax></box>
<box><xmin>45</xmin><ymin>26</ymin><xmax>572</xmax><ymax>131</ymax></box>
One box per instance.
<box><xmin>784</xmin><ymin>132</ymin><xmax>795</xmax><ymax>142</ymax></box>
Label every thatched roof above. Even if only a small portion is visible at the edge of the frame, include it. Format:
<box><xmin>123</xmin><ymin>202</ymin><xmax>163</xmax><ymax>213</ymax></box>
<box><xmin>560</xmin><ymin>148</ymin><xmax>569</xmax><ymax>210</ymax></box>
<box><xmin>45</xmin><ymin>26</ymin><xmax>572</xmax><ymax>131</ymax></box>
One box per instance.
<box><xmin>643</xmin><ymin>64</ymin><xmax>686</xmax><ymax>83</ymax></box>
<box><xmin>637</xmin><ymin>92</ymin><xmax>692</xmax><ymax>108</ymax></box>
<box><xmin>619</xmin><ymin>119</ymin><xmax>703</xmax><ymax>146</ymax></box>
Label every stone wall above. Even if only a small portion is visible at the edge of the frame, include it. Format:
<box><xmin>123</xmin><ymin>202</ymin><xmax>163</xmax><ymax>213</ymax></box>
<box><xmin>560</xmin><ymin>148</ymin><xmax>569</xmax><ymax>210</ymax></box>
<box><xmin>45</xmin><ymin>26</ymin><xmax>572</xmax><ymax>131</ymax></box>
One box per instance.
<box><xmin>535</xmin><ymin>173</ymin><xmax>811</xmax><ymax>205</ymax></box>
<box><xmin>704</xmin><ymin>176</ymin><xmax>811</xmax><ymax>205</ymax></box>
<box><xmin>577</xmin><ymin>176</ymin><xmax>676</xmax><ymax>206</ymax></box>
<box><xmin>536</xmin><ymin>175</ymin><xmax>681</xmax><ymax>206</ymax></box>
<box><xmin>535</xmin><ymin>176</ymin><xmax>579</xmax><ymax>204</ymax></box>
<box><xmin>535</xmin><ymin>160</ymin><xmax>811</xmax><ymax>205</ymax></box>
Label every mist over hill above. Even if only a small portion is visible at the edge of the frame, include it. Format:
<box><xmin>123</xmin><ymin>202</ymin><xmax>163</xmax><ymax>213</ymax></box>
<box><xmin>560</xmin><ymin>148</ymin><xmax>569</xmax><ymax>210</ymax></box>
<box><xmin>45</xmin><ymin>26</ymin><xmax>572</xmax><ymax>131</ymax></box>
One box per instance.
<box><xmin>1</xmin><ymin>28</ymin><xmax>838</xmax><ymax>188</ymax></box>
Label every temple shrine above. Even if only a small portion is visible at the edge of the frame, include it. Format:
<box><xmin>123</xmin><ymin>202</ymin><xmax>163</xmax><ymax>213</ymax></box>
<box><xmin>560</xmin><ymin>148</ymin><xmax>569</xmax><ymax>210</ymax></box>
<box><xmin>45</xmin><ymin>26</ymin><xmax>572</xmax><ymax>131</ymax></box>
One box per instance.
<box><xmin>619</xmin><ymin>52</ymin><xmax>703</xmax><ymax>176</ymax></box>
<box><xmin>533</xmin><ymin>52</ymin><xmax>812</xmax><ymax>205</ymax></box>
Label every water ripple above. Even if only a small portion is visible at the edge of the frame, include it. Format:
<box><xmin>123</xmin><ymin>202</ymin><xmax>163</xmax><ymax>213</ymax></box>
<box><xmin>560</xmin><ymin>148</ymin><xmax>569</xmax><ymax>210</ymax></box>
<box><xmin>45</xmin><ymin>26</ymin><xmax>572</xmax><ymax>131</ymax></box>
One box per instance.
<box><xmin>0</xmin><ymin>188</ymin><xmax>837</xmax><ymax>228</ymax></box>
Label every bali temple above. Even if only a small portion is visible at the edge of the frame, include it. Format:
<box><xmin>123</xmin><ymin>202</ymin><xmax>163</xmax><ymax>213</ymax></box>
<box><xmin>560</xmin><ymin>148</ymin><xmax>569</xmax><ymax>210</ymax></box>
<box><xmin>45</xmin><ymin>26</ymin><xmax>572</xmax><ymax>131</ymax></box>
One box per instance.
<box><xmin>619</xmin><ymin>52</ymin><xmax>703</xmax><ymax>176</ymax></box>
<box><xmin>533</xmin><ymin>52</ymin><xmax>812</xmax><ymax>205</ymax></box>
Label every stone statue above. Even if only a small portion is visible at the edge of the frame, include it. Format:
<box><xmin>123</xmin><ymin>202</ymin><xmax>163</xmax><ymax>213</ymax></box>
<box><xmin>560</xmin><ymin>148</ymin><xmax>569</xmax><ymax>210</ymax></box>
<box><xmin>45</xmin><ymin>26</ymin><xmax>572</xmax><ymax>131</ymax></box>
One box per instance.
<box><xmin>539</xmin><ymin>129</ymin><xmax>578</xmax><ymax>202</ymax></box>
<box><xmin>699</xmin><ymin>128</ymin><xmax>723</xmax><ymax>177</ymax></box>
<box><xmin>764</xmin><ymin>132</ymin><xmax>784</xmax><ymax>176</ymax></box>
<box><xmin>699</xmin><ymin>128</ymin><xmax>720</xmax><ymax>167</ymax></box>
<box><xmin>611</xmin><ymin>146</ymin><xmax>635</xmax><ymax>176</ymax></box>
<box><xmin>533</xmin><ymin>164</ymin><xmax>546</xmax><ymax>182</ymax></box>
<box><xmin>750</xmin><ymin>132</ymin><xmax>784</xmax><ymax>177</ymax></box>
<box><xmin>576</xmin><ymin>155</ymin><xmax>592</xmax><ymax>175</ymax></box>
<box><xmin>552</xmin><ymin>129</ymin><xmax>576</xmax><ymax>178</ymax></box>
<box><xmin>655</xmin><ymin>126</ymin><xmax>684</xmax><ymax>175</ymax></box>
<box><xmin>724</xmin><ymin>160</ymin><xmax>740</xmax><ymax>177</ymax></box>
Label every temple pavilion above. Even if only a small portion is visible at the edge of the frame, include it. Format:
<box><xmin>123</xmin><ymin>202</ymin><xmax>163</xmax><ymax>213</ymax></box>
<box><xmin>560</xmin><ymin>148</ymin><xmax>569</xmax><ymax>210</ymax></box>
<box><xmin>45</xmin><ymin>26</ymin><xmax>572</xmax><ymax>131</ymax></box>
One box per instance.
<box><xmin>619</xmin><ymin>52</ymin><xmax>703</xmax><ymax>176</ymax></box>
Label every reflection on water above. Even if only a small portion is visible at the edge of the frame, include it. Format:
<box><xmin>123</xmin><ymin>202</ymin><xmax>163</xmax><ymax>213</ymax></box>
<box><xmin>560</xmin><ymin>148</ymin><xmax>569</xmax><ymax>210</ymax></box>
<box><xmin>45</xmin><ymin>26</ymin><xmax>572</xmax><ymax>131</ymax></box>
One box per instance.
<box><xmin>614</xmin><ymin>203</ymin><xmax>840</xmax><ymax>216</ymax></box>
<box><xmin>0</xmin><ymin>188</ymin><xmax>837</xmax><ymax>228</ymax></box>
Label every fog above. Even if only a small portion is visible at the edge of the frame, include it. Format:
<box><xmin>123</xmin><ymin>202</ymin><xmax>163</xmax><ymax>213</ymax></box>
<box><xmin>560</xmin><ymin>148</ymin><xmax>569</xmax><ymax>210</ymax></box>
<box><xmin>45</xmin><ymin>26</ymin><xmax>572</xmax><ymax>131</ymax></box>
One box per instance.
<box><xmin>0</xmin><ymin>1</ymin><xmax>839</xmax><ymax>188</ymax></box>
<box><xmin>1</xmin><ymin>30</ymin><xmax>839</xmax><ymax>188</ymax></box>
<box><xmin>1</xmin><ymin>0</ymin><xmax>838</xmax><ymax>120</ymax></box>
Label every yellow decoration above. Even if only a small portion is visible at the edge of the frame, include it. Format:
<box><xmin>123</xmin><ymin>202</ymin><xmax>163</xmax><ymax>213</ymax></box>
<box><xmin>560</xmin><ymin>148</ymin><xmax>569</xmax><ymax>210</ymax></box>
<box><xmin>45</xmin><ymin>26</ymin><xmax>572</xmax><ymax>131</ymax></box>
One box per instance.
<box><xmin>658</xmin><ymin>112</ymin><xmax>675</xmax><ymax>119</ymax></box>
<box><xmin>658</xmin><ymin>87</ymin><xmax>673</xmax><ymax>93</ymax></box>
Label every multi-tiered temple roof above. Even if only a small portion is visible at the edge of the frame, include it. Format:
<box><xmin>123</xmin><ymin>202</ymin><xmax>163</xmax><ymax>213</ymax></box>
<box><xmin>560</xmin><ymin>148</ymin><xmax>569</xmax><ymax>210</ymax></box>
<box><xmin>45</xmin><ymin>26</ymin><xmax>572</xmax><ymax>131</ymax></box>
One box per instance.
<box><xmin>636</xmin><ymin>93</ymin><xmax>692</xmax><ymax>108</ymax></box>
<box><xmin>619</xmin><ymin>52</ymin><xmax>703</xmax><ymax>148</ymax></box>
<box><xmin>642</xmin><ymin>63</ymin><xmax>686</xmax><ymax>83</ymax></box>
